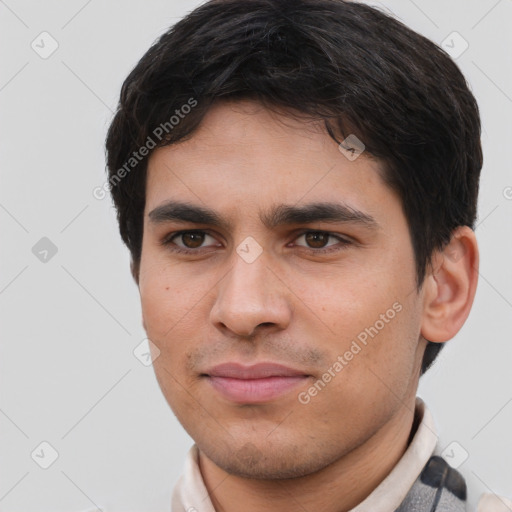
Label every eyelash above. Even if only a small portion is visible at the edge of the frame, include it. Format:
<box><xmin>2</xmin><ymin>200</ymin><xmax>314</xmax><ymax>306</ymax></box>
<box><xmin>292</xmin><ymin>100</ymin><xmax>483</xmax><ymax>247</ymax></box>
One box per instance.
<box><xmin>160</xmin><ymin>229</ymin><xmax>353</xmax><ymax>255</ymax></box>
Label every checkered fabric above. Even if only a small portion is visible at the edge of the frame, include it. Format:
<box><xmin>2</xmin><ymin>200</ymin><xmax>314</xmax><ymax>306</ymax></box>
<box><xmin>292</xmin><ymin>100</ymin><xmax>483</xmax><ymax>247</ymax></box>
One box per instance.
<box><xmin>395</xmin><ymin>456</ymin><xmax>466</xmax><ymax>512</ymax></box>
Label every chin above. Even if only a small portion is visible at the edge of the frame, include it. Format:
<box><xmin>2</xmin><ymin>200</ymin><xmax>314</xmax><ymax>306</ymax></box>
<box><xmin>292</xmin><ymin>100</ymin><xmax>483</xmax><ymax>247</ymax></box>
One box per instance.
<box><xmin>198</xmin><ymin>438</ymin><xmax>340</xmax><ymax>480</ymax></box>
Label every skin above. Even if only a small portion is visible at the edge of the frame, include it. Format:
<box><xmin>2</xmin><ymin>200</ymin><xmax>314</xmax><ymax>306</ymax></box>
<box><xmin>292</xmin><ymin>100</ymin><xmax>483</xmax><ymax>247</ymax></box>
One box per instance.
<box><xmin>136</xmin><ymin>99</ymin><xmax>479</xmax><ymax>512</ymax></box>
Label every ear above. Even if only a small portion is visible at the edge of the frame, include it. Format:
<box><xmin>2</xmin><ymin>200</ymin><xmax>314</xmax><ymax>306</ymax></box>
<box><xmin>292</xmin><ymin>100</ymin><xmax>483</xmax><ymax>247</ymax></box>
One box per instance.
<box><xmin>420</xmin><ymin>226</ymin><xmax>479</xmax><ymax>343</ymax></box>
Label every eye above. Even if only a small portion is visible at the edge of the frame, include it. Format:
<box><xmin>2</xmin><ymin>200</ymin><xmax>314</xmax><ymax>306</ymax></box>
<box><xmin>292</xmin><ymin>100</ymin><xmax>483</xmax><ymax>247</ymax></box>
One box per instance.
<box><xmin>162</xmin><ymin>230</ymin><xmax>220</xmax><ymax>251</ymax></box>
<box><xmin>293</xmin><ymin>231</ymin><xmax>351</xmax><ymax>251</ymax></box>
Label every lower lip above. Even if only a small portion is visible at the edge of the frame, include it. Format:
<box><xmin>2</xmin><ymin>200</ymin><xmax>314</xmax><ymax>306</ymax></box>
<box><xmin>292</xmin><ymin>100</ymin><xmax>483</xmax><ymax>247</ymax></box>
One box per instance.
<box><xmin>206</xmin><ymin>375</ymin><xmax>309</xmax><ymax>403</ymax></box>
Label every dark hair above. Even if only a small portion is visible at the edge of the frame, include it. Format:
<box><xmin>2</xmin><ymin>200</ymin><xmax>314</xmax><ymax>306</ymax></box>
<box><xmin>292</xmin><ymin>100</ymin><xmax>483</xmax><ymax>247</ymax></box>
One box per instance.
<box><xmin>105</xmin><ymin>0</ymin><xmax>482</xmax><ymax>374</ymax></box>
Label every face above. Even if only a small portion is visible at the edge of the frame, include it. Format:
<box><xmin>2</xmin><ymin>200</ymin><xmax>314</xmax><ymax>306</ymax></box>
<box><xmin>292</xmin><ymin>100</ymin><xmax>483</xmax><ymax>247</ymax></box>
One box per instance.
<box><xmin>138</xmin><ymin>100</ymin><xmax>427</xmax><ymax>479</ymax></box>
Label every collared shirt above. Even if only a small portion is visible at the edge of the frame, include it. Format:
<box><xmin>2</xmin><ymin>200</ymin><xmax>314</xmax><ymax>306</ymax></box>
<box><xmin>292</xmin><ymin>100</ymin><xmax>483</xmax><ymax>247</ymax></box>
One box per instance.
<box><xmin>171</xmin><ymin>398</ymin><xmax>511</xmax><ymax>511</ymax></box>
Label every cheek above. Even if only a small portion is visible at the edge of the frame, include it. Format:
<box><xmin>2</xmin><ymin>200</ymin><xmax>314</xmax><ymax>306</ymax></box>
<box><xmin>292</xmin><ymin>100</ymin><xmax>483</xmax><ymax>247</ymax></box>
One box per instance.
<box><xmin>288</xmin><ymin>262</ymin><xmax>397</xmax><ymax>335</ymax></box>
<box><xmin>139</xmin><ymin>264</ymin><xmax>169</xmax><ymax>325</ymax></box>
<box><xmin>295</xmin><ymin>262</ymin><xmax>420</xmax><ymax>385</ymax></box>
<box><xmin>139</xmin><ymin>267</ymin><xmax>203</xmax><ymax>400</ymax></box>
<box><xmin>139</xmin><ymin>259</ymin><xmax>188</xmax><ymax>344</ymax></box>
<box><xmin>138</xmin><ymin>258</ymin><xmax>214</xmax><ymax>353</ymax></box>
<box><xmin>337</xmin><ymin>296</ymin><xmax>421</xmax><ymax>396</ymax></box>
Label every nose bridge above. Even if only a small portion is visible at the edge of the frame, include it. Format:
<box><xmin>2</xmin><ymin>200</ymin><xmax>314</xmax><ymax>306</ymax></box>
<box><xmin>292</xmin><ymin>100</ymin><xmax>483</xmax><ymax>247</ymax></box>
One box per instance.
<box><xmin>210</xmin><ymin>247</ymin><xmax>290</xmax><ymax>336</ymax></box>
<box><xmin>224</xmin><ymin>249</ymin><xmax>273</xmax><ymax>309</ymax></box>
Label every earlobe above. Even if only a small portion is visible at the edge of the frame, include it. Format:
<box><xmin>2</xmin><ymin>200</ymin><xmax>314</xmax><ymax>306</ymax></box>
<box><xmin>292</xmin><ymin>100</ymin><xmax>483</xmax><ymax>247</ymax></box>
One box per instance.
<box><xmin>420</xmin><ymin>226</ymin><xmax>479</xmax><ymax>343</ymax></box>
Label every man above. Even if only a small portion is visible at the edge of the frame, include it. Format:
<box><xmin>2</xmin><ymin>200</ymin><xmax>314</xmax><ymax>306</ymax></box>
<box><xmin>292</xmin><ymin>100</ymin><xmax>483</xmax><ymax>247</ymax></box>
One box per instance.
<box><xmin>105</xmin><ymin>0</ymin><xmax>510</xmax><ymax>510</ymax></box>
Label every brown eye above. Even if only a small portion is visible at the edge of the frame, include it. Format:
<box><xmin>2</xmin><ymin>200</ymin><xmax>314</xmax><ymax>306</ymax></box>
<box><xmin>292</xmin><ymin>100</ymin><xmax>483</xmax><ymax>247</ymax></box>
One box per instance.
<box><xmin>162</xmin><ymin>230</ymin><xmax>221</xmax><ymax>253</ymax></box>
<box><xmin>294</xmin><ymin>231</ymin><xmax>352</xmax><ymax>252</ymax></box>
<box><xmin>180</xmin><ymin>232</ymin><xmax>205</xmax><ymax>248</ymax></box>
<box><xmin>304</xmin><ymin>232</ymin><xmax>330</xmax><ymax>248</ymax></box>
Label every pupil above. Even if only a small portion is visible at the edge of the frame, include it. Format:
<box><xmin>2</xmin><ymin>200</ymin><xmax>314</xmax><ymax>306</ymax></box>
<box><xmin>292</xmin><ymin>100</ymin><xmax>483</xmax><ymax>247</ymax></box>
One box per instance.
<box><xmin>305</xmin><ymin>232</ymin><xmax>328</xmax><ymax>248</ymax></box>
<box><xmin>183</xmin><ymin>232</ymin><xmax>204</xmax><ymax>248</ymax></box>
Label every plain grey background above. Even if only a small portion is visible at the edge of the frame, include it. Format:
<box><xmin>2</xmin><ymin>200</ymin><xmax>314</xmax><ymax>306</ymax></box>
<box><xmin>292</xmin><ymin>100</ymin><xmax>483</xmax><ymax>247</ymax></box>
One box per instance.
<box><xmin>1</xmin><ymin>0</ymin><xmax>511</xmax><ymax>510</ymax></box>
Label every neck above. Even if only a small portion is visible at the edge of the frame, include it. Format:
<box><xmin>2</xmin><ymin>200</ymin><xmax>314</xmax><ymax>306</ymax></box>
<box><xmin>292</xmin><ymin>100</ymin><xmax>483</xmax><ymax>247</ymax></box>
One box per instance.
<box><xmin>198</xmin><ymin>399</ymin><xmax>416</xmax><ymax>512</ymax></box>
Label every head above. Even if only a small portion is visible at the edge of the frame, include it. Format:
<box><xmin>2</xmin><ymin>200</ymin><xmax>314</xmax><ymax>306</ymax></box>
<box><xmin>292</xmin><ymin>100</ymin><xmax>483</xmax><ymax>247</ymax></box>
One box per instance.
<box><xmin>105</xmin><ymin>0</ymin><xmax>481</xmax><ymax>480</ymax></box>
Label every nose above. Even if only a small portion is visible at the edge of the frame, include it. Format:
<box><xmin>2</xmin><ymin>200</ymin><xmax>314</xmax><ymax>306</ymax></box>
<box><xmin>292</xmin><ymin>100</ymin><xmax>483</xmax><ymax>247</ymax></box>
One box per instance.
<box><xmin>209</xmin><ymin>250</ymin><xmax>292</xmax><ymax>338</ymax></box>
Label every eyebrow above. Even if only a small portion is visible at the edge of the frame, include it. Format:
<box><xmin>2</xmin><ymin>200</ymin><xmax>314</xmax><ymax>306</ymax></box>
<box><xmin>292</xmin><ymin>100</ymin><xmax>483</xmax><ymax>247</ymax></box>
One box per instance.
<box><xmin>261</xmin><ymin>203</ymin><xmax>380</xmax><ymax>231</ymax></box>
<box><xmin>148</xmin><ymin>200</ymin><xmax>380</xmax><ymax>232</ymax></box>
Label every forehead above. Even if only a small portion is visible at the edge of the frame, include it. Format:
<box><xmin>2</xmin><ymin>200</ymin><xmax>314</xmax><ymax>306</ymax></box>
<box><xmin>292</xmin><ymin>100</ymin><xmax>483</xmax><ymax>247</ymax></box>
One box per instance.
<box><xmin>144</xmin><ymin>99</ymin><xmax>399</xmax><ymax>224</ymax></box>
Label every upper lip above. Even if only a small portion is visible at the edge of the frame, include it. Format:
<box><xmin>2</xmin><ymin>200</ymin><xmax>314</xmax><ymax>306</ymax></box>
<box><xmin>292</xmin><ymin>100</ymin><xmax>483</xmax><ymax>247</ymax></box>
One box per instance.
<box><xmin>204</xmin><ymin>362</ymin><xmax>309</xmax><ymax>379</ymax></box>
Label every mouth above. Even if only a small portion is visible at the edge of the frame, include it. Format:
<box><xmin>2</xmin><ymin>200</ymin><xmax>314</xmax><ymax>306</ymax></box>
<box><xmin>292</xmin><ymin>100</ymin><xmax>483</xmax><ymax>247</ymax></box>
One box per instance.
<box><xmin>202</xmin><ymin>362</ymin><xmax>311</xmax><ymax>404</ymax></box>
